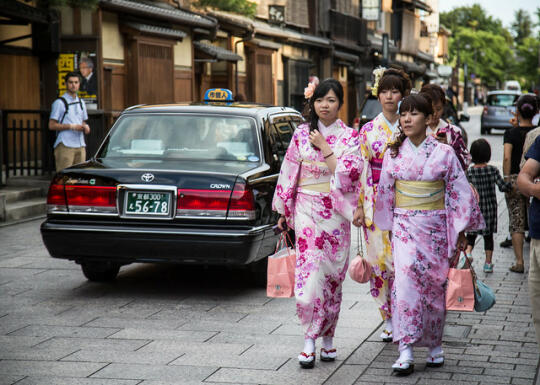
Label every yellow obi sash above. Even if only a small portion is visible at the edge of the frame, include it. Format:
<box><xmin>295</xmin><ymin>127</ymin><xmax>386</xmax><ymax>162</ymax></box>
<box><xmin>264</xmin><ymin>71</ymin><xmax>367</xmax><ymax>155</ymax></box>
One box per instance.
<box><xmin>298</xmin><ymin>160</ymin><xmax>331</xmax><ymax>193</ymax></box>
<box><xmin>395</xmin><ymin>180</ymin><xmax>445</xmax><ymax>210</ymax></box>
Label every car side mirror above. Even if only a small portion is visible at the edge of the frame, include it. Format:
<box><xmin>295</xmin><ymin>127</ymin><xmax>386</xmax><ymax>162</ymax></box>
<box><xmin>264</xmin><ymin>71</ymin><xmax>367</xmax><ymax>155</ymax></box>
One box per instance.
<box><xmin>459</xmin><ymin>113</ymin><xmax>470</xmax><ymax>122</ymax></box>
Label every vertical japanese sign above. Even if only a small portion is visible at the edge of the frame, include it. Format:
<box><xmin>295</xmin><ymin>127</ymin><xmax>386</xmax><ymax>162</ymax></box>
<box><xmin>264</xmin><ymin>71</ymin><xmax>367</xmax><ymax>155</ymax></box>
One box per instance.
<box><xmin>57</xmin><ymin>51</ymin><xmax>98</xmax><ymax>109</ymax></box>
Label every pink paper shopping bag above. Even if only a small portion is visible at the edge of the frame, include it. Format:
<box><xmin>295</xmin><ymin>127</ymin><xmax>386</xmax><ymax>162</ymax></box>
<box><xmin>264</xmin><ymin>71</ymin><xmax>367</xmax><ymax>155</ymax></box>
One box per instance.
<box><xmin>266</xmin><ymin>233</ymin><xmax>296</xmax><ymax>298</ymax></box>
<box><xmin>445</xmin><ymin>253</ymin><xmax>475</xmax><ymax>312</ymax></box>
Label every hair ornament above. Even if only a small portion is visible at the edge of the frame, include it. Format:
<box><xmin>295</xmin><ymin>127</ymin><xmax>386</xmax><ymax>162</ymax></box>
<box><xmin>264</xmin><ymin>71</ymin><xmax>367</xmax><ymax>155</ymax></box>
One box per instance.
<box><xmin>371</xmin><ymin>66</ymin><xmax>387</xmax><ymax>97</ymax></box>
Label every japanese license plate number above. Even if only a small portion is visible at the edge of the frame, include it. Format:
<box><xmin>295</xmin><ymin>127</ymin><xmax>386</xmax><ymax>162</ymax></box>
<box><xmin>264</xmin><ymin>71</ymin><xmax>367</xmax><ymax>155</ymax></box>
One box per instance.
<box><xmin>125</xmin><ymin>191</ymin><xmax>171</xmax><ymax>216</ymax></box>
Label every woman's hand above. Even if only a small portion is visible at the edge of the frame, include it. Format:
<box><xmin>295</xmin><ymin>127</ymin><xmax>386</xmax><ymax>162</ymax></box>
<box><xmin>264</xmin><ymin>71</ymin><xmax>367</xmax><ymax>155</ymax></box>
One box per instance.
<box><xmin>277</xmin><ymin>216</ymin><xmax>288</xmax><ymax>232</ymax></box>
<box><xmin>456</xmin><ymin>232</ymin><xmax>467</xmax><ymax>251</ymax></box>
<box><xmin>352</xmin><ymin>206</ymin><xmax>365</xmax><ymax>227</ymax></box>
<box><xmin>309</xmin><ymin>129</ymin><xmax>330</xmax><ymax>153</ymax></box>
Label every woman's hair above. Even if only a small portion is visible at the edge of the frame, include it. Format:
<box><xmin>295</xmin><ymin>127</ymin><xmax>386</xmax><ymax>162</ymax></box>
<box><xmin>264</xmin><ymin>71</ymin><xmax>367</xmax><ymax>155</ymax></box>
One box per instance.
<box><xmin>305</xmin><ymin>78</ymin><xmax>344</xmax><ymax>132</ymax></box>
<box><xmin>420</xmin><ymin>83</ymin><xmax>446</xmax><ymax>105</ymax></box>
<box><xmin>516</xmin><ymin>94</ymin><xmax>539</xmax><ymax>120</ymax></box>
<box><xmin>470</xmin><ymin>138</ymin><xmax>491</xmax><ymax>164</ymax></box>
<box><xmin>388</xmin><ymin>94</ymin><xmax>433</xmax><ymax>157</ymax></box>
<box><xmin>377</xmin><ymin>67</ymin><xmax>412</xmax><ymax>98</ymax></box>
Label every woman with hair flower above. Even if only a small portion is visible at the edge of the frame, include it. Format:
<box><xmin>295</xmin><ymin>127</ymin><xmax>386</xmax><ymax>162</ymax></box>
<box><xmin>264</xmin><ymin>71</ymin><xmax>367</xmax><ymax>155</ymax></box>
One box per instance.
<box><xmin>273</xmin><ymin>78</ymin><xmax>364</xmax><ymax>368</ymax></box>
<box><xmin>353</xmin><ymin>67</ymin><xmax>412</xmax><ymax>342</ymax></box>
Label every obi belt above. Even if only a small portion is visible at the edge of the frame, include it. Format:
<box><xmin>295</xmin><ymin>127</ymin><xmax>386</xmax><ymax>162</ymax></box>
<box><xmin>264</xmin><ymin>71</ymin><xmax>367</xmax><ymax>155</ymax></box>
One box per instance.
<box><xmin>297</xmin><ymin>161</ymin><xmax>331</xmax><ymax>194</ymax></box>
<box><xmin>395</xmin><ymin>180</ymin><xmax>445</xmax><ymax>210</ymax></box>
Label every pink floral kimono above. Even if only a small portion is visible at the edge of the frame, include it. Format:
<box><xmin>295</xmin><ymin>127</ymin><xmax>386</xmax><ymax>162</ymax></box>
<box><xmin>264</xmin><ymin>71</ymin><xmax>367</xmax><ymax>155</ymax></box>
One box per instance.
<box><xmin>272</xmin><ymin>119</ymin><xmax>363</xmax><ymax>339</ymax></box>
<box><xmin>359</xmin><ymin>112</ymin><xmax>397</xmax><ymax>321</ymax></box>
<box><xmin>427</xmin><ymin>119</ymin><xmax>471</xmax><ymax>171</ymax></box>
<box><xmin>374</xmin><ymin>135</ymin><xmax>485</xmax><ymax>348</ymax></box>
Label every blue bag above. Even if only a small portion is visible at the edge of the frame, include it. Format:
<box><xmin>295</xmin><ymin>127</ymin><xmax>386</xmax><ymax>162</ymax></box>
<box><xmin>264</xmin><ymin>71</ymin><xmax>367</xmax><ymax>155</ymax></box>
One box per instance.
<box><xmin>473</xmin><ymin>279</ymin><xmax>496</xmax><ymax>312</ymax></box>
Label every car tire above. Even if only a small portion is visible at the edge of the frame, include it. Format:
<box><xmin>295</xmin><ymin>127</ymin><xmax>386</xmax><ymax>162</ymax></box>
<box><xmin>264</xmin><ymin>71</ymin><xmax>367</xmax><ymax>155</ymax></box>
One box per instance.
<box><xmin>249</xmin><ymin>257</ymin><xmax>267</xmax><ymax>287</ymax></box>
<box><xmin>481</xmin><ymin>126</ymin><xmax>486</xmax><ymax>135</ymax></box>
<box><xmin>487</xmin><ymin>128</ymin><xmax>491</xmax><ymax>135</ymax></box>
<box><xmin>81</xmin><ymin>262</ymin><xmax>120</xmax><ymax>282</ymax></box>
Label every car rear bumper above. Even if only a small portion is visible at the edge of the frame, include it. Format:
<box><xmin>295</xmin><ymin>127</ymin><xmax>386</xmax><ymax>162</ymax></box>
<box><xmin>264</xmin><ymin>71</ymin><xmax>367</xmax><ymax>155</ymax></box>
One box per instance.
<box><xmin>481</xmin><ymin>116</ymin><xmax>513</xmax><ymax>130</ymax></box>
<box><xmin>40</xmin><ymin>220</ymin><xmax>277</xmax><ymax>266</ymax></box>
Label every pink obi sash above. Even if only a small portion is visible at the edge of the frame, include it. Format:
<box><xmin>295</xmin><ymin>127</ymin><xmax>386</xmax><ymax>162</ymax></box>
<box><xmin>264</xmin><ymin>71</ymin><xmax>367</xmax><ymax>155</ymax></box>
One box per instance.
<box><xmin>370</xmin><ymin>158</ymin><xmax>383</xmax><ymax>184</ymax></box>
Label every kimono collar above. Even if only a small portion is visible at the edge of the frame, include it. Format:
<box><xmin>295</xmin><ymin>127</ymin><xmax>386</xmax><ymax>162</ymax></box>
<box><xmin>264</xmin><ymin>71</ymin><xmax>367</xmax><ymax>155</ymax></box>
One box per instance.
<box><xmin>426</xmin><ymin>119</ymin><xmax>449</xmax><ymax>136</ymax></box>
<box><xmin>407</xmin><ymin>136</ymin><xmax>428</xmax><ymax>153</ymax></box>
<box><xmin>317</xmin><ymin>119</ymin><xmax>339</xmax><ymax>136</ymax></box>
<box><xmin>381</xmin><ymin>113</ymin><xmax>400</xmax><ymax>134</ymax></box>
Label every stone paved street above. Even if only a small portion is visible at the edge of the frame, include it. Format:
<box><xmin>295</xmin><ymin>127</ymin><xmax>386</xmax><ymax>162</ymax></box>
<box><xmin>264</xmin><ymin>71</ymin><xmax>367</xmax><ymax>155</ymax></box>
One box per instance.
<box><xmin>0</xmin><ymin>109</ymin><xmax>539</xmax><ymax>384</ymax></box>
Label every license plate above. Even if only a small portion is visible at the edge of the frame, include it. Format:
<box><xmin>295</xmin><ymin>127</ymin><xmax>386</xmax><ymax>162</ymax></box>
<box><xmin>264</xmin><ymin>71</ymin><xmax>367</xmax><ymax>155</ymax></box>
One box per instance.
<box><xmin>125</xmin><ymin>191</ymin><xmax>171</xmax><ymax>216</ymax></box>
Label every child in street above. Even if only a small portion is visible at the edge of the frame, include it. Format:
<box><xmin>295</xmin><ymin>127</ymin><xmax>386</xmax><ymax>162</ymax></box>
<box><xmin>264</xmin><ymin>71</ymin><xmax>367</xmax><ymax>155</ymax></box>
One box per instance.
<box><xmin>465</xmin><ymin>139</ymin><xmax>512</xmax><ymax>273</ymax></box>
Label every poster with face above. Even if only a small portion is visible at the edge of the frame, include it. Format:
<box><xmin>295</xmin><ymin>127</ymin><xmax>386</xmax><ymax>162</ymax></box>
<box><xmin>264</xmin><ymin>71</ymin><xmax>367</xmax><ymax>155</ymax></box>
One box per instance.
<box><xmin>57</xmin><ymin>51</ymin><xmax>98</xmax><ymax>109</ymax></box>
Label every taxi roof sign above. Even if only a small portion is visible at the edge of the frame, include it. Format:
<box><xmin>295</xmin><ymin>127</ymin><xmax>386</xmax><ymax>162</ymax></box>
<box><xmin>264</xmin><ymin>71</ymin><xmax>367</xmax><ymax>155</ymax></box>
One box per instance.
<box><xmin>204</xmin><ymin>88</ymin><xmax>234</xmax><ymax>102</ymax></box>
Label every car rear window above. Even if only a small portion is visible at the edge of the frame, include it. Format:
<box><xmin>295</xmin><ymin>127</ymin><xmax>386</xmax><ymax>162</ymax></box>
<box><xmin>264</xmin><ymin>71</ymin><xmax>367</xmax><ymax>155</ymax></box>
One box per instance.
<box><xmin>99</xmin><ymin>114</ymin><xmax>260</xmax><ymax>162</ymax></box>
<box><xmin>487</xmin><ymin>94</ymin><xmax>519</xmax><ymax>107</ymax></box>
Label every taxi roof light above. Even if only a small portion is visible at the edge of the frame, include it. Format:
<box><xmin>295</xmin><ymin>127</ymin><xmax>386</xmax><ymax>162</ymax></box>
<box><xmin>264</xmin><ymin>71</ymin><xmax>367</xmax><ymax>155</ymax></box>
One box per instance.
<box><xmin>203</xmin><ymin>88</ymin><xmax>234</xmax><ymax>102</ymax></box>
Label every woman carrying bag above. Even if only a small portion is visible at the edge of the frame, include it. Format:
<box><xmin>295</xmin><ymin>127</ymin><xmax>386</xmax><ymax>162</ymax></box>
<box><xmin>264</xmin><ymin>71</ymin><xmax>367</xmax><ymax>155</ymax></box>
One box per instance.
<box><xmin>373</xmin><ymin>94</ymin><xmax>484</xmax><ymax>375</ymax></box>
<box><xmin>272</xmin><ymin>78</ymin><xmax>364</xmax><ymax>368</ymax></box>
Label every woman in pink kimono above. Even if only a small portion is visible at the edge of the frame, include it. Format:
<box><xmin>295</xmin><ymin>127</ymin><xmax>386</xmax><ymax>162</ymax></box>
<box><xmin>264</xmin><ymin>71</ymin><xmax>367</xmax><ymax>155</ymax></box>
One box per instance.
<box><xmin>273</xmin><ymin>79</ymin><xmax>363</xmax><ymax>368</ymax></box>
<box><xmin>354</xmin><ymin>68</ymin><xmax>412</xmax><ymax>342</ymax></box>
<box><xmin>374</xmin><ymin>94</ymin><xmax>484</xmax><ymax>375</ymax></box>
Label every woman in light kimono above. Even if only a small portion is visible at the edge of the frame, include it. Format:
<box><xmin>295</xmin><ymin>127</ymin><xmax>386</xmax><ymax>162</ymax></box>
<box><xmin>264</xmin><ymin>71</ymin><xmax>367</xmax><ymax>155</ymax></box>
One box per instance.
<box><xmin>273</xmin><ymin>79</ymin><xmax>363</xmax><ymax>368</ymax></box>
<box><xmin>374</xmin><ymin>94</ymin><xmax>484</xmax><ymax>375</ymax></box>
<box><xmin>354</xmin><ymin>68</ymin><xmax>412</xmax><ymax>342</ymax></box>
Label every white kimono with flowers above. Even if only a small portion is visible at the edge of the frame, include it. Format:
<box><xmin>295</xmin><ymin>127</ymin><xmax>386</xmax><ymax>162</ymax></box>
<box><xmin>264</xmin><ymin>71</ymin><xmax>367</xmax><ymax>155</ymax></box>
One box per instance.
<box><xmin>272</xmin><ymin>120</ymin><xmax>363</xmax><ymax>338</ymax></box>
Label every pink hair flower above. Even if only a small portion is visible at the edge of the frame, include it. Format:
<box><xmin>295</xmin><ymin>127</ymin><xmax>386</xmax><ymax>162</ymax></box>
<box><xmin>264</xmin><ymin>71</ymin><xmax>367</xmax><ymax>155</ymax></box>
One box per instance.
<box><xmin>304</xmin><ymin>82</ymin><xmax>317</xmax><ymax>99</ymax></box>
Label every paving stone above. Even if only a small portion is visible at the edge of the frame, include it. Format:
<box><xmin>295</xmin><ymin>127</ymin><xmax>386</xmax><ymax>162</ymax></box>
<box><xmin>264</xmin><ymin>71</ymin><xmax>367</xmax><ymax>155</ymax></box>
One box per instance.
<box><xmin>0</xmin><ymin>375</ymin><xmax>25</xmax><ymax>385</ymax></box>
<box><xmin>14</xmin><ymin>377</ymin><xmax>140</xmax><ymax>385</ymax></box>
<box><xmin>324</xmin><ymin>364</ymin><xmax>366</xmax><ymax>385</ymax></box>
<box><xmin>0</xmin><ymin>360</ymin><xmax>107</xmax><ymax>377</ymax></box>
<box><xmin>61</xmin><ymin>349</ymin><xmax>182</xmax><ymax>365</ymax></box>
<box><xmin>452</xmin><ymin>373</ymin><xmax>512</xmax><ymax>383</ymax></box>
<box><xmin>108</xmin><ymin>328</ymin><xmax>216</xmax><ymax>342</ymax></box>
<box><xmin>0</xmin><ymin>346</ymin><xmax>78</xmax><ymax>361</ymax></box>
<box><xmin>8</xmin><ymin>325</ymin><xmax>120</xmax><ymax>339</ymax></box>
<box><xmin>169</xmin><ymin>350</ymin><xmax>288</xmax><ymax>370</ymax></box>
<box><xmin>346</xmin><ymin>341</ymin><xmax>386</xmax><ymax>365</ymax></box>
<box><xmin>91</xmin><ymin>363</ymin><xmax>216</xmax><ymax>382</ymax></box>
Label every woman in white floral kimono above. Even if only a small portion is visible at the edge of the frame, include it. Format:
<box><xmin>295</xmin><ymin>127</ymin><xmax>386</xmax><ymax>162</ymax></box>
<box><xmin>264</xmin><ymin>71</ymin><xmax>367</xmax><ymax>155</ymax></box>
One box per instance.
<box><xmin>374</xmin><ymin>94</ymin><xmax>484</xmax><ymax>375</ymax></box>
<box><xmin>272</xmin><ymin>79</ymin><xmax>364</xmax><ymax>368</ymax></box>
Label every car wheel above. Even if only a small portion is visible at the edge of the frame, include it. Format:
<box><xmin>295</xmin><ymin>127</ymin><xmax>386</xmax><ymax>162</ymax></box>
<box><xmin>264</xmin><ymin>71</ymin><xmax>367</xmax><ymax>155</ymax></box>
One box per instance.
<box><xmin>481</xmin><ymin>126</ymin><xmax>486</xmax><ymax>135</ymax></box>
<box><xmin>81</xmin><ymin>262</ymin><xmax>120</xmax><ymax>282</ymax></box>
<box><xmin>249</xmin><ymin>257</ymin><xmax>267</xmax><ymax>287</ymax></box>
<box><xmin>487</xmin><ymin>128</ymin><xmax>491</xmax><ymax>135</ymax></box>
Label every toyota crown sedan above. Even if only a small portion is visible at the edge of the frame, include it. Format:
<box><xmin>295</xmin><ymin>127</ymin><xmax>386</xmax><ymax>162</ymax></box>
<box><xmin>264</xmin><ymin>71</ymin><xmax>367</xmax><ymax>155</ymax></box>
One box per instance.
<box><xmin>41</xmin><ymin>90</ymin><xmax>302</xmax><ymax>282</ymax></box>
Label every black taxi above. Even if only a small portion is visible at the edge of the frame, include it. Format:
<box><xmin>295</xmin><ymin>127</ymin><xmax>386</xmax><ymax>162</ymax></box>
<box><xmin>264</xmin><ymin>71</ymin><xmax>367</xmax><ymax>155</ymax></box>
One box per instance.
<box><xmin>40</xmin><ymin>89</ymin><xmax>302</xmax><ymax>282</ymax></box>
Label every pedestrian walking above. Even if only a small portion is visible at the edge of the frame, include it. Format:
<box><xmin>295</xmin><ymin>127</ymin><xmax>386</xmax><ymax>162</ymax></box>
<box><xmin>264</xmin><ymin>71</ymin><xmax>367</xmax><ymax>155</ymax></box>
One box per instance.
<box><xmin>420</xmin><ymin>83</ymin><xmax>471</xmax><ymax>170</ymax></box>
<box><xmin>374</xmin><ymin>94</ymin><xmax>484</xmax><ymax>375</ymax></box>
<box><xmin>465</xmin><ymin>139</ymin><xmax>512</xmax><ymax>273</ymax></box>
<box><xmin>355</xmin><ymin>67</ymin><xmax>411</xmax><ymax>342</ymax></box>
<box><xmin>503</xmin><ymin>94</ymin><xmax>538</xmax><ymax>273</ymax></box>
<box><xmin>272</xmin><ymin>78</ymin><xmax>364</xmax><ymax>368</ymax></box>
<box><xmin>48</xmin><ymin>71</ymin><xmax>90</xmax><ymax>172</ymax></box>
<box><xmin>517</xmin><ymin>135</ymin><xmax>540</xmax><ymax>345</ymax></box>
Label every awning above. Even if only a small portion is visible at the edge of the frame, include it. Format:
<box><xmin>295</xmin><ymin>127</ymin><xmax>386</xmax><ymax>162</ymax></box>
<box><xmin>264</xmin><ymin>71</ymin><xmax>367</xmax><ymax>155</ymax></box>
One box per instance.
<box><xmin>121</xmin><ymin>22</ymin><xmax>186</xmax><ymax>40</ymax></box>
<box><xmin>368</xmin><ymin>33</ymin><xmax>398</xmax><ymax>53</ymax></box>
<box><xmin>400</xmin><ymin>0</ymin><xmax>433</xmax><ymax>13</ymax></box>
<box><xmin>100</xmin><ymin>0</ymin><xmax>216</xmax><ymax>29</ymax></box>
<box><xmin>334</xmin><ymin>50</ymin><xmax>359</xmax><ymax>63</ymax></box>
<box><xmin>252</xmin><ymin>20</ymin><xmax>332</xmax><ymax>48</ymax></box>
<box><xmin>394</xmin><ymin>60</ymin><xmax>426</xmax><ymax>75</ymax></box>
<box><xmin>416</xmin><ymin>50</ymin><xmax>435</xmax><ymax>63</ymax></box>
<box><xmin>333</xmin><ymin>39</ymin><xmax>365</xmax><ymax>53</ymax></box>
<box><xmin>250</xmin><ymin>38</ymin><xmax>281</xmax><ymax>50</ymax></box>
<box><xmin>194</xmin><ymin>41</ymin><xmax>243</xmax><ymax>62</ymax></box>
<box><xmin>208</xmin><ymin>10</ymin><xmax>254</xmax><ymax>36</ymax></box>
<box><xmin>0</xmin><ymin>0</ymin><xmax>53</xmax><ymax>24</ymax></box>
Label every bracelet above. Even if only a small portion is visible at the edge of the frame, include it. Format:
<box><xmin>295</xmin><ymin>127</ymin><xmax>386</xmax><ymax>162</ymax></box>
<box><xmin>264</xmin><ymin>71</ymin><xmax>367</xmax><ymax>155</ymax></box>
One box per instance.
<box><xmin>324</xmin><ymin>152</ymin><xmax>334</xmax><ymax>159</ymax></box>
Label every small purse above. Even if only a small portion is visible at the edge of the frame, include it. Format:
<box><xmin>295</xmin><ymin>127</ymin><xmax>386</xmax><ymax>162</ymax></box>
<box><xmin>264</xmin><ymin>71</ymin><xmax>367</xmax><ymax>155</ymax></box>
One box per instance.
<box><xmin>473</xmin><ymin>272</ymin><xmax>496</xmax><ymax>312</ymax></box>
<box><xmin>348</xmin><ymin>227</ymin><xmax>372</xmax><ymax>284</ymax></box>
<box><xmin>266</xmin><ymin>232</ymin><xmax>296</xmax><ymax>298</ymax></box>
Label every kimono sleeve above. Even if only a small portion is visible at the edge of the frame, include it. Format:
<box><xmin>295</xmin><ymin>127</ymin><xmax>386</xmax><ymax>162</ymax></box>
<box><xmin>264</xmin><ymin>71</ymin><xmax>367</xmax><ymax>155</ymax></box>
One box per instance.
<box><xmin>329</xmin><ymin>129</ymin><xmax>364</xmax><ymax>221</ymax></box>
<box><xmin>272</xmin><ymin>127</ymin><xmax>302</xmax><ymax>227</ymax></box>
<box><xmin>373</xmin><ymin>151</ymin><xmax>395</xmax><ymax>231</ymax></box>
<box><xmin>358</xmin><ymin>125</ymin><xmax>375</xmax><ymax>227</ymax></box>
<box><xmin>444</xmin><ymin>148</ymin><xmax>485</xmax><ymax>258</ymax></box>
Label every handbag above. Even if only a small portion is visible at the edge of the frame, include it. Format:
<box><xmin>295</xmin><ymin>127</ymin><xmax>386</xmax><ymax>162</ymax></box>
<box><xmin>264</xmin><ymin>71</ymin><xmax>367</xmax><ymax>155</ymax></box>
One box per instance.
<box><xmin>348</xmin><ymin>226</ymin><xmax>372</xmax><ymax>283</ymax></box>
<box><xmin>445</xmin><ymin>252</ymin><xmax>475</xmax><ymax>312</ymax></box>
<box><xmin>266</xmin><ymin>232</ymin><xmax>296</xmax><ymax>298</ymax></box>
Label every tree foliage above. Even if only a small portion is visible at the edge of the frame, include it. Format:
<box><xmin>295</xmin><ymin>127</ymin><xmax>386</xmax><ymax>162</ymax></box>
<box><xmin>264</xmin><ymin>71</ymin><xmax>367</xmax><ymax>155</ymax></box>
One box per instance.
<box><xmin>193</xmin><ymin>0</ymin><xmax>256</xmax><ymax>17</ymax></box>
<box><xmin>511</xmin><ymin>9</ymin><xmax>533</xmax><ymax>45</ymax></box>
<box><xmin>514</xmin><ymin>37</ymin><xmax>540</xmax><ymax>90</ymax></box>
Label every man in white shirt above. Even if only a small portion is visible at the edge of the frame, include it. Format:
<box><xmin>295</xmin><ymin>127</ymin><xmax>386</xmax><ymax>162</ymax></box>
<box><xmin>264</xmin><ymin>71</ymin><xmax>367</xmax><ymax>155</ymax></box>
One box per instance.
<box><xmin>48</xmin><ymin>72</ymin><xmax>90</xmax><ymax>171</ymax></box>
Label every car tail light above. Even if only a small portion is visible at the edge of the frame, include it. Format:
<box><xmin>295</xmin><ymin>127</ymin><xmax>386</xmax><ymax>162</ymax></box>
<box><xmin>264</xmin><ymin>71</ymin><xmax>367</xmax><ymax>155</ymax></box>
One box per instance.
<box><xmin>228</xmin><ymin>183</ymin><xmax>256</xmax><ymax>220</ymax></box>
<box><xmin>64</xmin><ymin>185</ymin><xmax>117</xmax><ymax>214</ymax></box>
<box><xmin>176</xmin><ymin>183</ymin><xmax>255</xmax><ymax>220</ymax></box>
<box><xmin>483</xmin><ymin>106</ymin><xmax>488</xmax><ymax>116</ymax></box>
<box><xmin>177</xmin><ymin>189</ymin><xmax>230</xmax><ymax>218</ymax></box>
<box><xmin>46</xmin><ymin>179</ymin><xmax>67</xmax><ymax>213</ymax></box>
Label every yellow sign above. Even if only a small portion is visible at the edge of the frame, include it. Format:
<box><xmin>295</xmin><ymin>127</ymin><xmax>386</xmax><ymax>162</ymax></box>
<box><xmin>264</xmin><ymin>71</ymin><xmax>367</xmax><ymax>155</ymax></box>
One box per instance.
<box><xmin>57</xmin><ymin>53</ymin><xmax>75</xmax><ymax>93</ymax></box>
